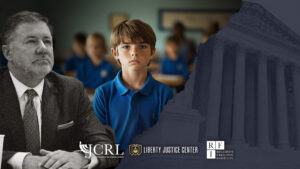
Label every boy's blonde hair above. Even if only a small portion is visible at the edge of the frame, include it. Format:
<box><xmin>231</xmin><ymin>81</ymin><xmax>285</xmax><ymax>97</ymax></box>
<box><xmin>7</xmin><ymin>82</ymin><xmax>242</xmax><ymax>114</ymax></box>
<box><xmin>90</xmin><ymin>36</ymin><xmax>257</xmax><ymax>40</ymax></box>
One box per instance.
<box><xmin>110</xmin><ymin>19</ymin><xmax>156</xmax><ymax>52</ymax></box>
<box><xmin>87</xmin><ymin>32</ymin><xmax>107</xmax><ymax>53</ymax></box>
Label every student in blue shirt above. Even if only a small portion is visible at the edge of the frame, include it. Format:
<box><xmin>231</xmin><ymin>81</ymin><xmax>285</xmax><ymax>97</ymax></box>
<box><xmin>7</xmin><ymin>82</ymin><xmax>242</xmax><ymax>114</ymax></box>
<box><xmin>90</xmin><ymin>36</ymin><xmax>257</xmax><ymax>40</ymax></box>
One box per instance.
<box><xmin>159</xmin><ymin>35</ymin><xmax>189</xmax><ymax>80</ymax></box>
<box><xmin>76</xmin><ymin>33</ymin><xmax>115</xmax><ymax>94</ymax></box>
<box><xmin>93</xmin><ymin>20</ymin><xmax>173</xmax><ymax>151</ymax></box>
<box><xmin>64</xmin><ymin>32</ymin><xmax>88</xmax><ymax>76</ymax></box>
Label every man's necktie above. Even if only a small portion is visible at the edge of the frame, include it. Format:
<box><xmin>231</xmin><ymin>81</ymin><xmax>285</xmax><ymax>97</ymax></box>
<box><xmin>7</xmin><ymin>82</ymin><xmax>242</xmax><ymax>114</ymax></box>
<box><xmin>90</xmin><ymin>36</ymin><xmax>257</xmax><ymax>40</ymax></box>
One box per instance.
<box><xmin>23</xmin><ymin>89</ymin><xmax>40</xmax><ymax>155</ymax></box>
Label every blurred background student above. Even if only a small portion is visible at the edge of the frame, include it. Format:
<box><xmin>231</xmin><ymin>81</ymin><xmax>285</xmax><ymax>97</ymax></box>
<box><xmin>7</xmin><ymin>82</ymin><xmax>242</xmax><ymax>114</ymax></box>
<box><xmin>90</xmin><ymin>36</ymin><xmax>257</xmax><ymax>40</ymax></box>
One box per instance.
<box><xmin>172</xmin><ymin>22</ymin><xmax>196</xmax><ymax>66</ymax></box>
<box><xmin>201</xmin><ymin>21</ymin><xmax>220</xmax><ymax>43</ymax></box>
<box><xmin>64</xmin><ymin>32</ymin><xmax>88</xmax><ymax>76</ymax></box>
<box><xmin>158</xmin><ymin>35</ymin><xmax>189</xmax><ymax>92</ymax></box>
<box><xmin>76</xmin><ymin>32</ymin><xmax>116</xmax><ymax>94</ymax></box>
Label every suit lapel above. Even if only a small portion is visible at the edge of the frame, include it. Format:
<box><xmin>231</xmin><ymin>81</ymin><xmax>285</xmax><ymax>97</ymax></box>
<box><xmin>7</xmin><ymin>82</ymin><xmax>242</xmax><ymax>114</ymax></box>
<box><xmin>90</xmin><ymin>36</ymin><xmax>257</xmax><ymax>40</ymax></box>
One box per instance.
<box><xmin>0</xmin><ymin>69</ymin><xmax>26</xmax><ymax>151</ymax></box>
<box><xmin>41</xmin><ymin>74</ymin><xmax>60</xmax><ymax>150</ymax></box>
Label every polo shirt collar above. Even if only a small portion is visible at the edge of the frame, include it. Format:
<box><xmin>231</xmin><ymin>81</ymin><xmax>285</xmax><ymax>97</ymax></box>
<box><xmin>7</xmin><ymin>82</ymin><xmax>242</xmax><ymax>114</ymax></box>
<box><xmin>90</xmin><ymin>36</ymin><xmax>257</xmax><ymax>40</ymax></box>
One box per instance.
<box><xmin>114</xmin><ymin>70</ymin><xmax>154</xmax><ymax>96</ymax></box>
<box><xmin>138</xmin><ymin>72</ymin><xmax>154</xmax><ymax>96</ymax></box>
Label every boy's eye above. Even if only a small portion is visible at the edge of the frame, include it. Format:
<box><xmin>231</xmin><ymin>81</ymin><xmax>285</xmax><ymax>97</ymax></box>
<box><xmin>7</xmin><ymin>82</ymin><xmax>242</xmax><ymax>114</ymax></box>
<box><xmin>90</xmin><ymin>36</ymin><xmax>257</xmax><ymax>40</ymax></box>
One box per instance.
<box><xmin>122</xmin><ymin>45</ymin><xmax>130</xmax><ymax>49</ymax></box>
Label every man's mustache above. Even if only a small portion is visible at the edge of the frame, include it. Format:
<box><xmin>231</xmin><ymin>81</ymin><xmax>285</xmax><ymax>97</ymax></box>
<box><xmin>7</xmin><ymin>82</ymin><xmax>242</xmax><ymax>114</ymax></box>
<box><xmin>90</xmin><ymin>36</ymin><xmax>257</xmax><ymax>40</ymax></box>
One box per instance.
<box><xmin>33</xmin><ymin>54</ymin><xmax>53</xmax><ymax>63</ymax></box>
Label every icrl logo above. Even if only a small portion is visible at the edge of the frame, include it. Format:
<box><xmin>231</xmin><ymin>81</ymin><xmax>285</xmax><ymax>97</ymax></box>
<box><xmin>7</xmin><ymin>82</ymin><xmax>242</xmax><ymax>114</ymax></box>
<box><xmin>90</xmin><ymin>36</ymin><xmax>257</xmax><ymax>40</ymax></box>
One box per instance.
<box><xmin>206</xmin><ymin>141</ymin><xmax>225</xmax><ymax>159</ymax></box>
<box><xmin>79</xmin><ymin>141</ymin><xmax>124</xmax><ymax>158</ymax></box>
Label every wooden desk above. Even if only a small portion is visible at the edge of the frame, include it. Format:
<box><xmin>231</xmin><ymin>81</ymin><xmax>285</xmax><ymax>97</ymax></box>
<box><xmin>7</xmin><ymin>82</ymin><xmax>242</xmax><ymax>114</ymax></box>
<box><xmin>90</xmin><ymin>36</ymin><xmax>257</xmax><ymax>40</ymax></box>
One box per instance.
<box><xmin>152</xmin><ymin>73</ymin><xmax>185</xmax><ymax>87</ymax></box>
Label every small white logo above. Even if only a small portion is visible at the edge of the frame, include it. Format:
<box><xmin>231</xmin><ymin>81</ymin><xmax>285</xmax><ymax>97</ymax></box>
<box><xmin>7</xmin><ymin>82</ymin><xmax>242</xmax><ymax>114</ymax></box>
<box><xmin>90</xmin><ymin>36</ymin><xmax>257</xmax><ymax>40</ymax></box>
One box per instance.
<box><xmin>79</xmin><ymin>142</ymin><xmax>93</xmax><ymax>158</ymax></box>
<box><xmin>79</xmin><ymin>141</ymin><xmax>124</xmax><ymax>159</ymax></box>
<box><xmin>177</xmin><ymin>64</ymin><xmax>183</xmax><ymax>71</ymax></box>
<box><xmin>206</xmin><ymin>141</ymin><xmax>225</xmax><ymax>159</ymax></box>
<box><xmin>100</xmin><ymin>70</ymin><xmax>108</xmax><ymax>78</ymax></box>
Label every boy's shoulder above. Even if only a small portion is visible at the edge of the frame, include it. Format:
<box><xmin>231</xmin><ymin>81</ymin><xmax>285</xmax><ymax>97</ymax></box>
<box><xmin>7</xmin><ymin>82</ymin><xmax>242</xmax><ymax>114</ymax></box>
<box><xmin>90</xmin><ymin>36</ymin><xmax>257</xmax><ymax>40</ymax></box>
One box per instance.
<box><xmin>151</xmin><ymin>75</ymin><xmax>172</xmax><ymax>91</ymax></box>
<box><xmin>97</xmin><ymin>78</ymin><xmax>114</xmax><ymax>89</ymax></box>
<box><xmin>150</xmin><ymin>77</ymin><xmax>173</xmax><ymax>99</ymax></box>
<box><xmin>95</xmin><ymin>78</ymin><xmax>116</xmax><ymax>94</ymax></box>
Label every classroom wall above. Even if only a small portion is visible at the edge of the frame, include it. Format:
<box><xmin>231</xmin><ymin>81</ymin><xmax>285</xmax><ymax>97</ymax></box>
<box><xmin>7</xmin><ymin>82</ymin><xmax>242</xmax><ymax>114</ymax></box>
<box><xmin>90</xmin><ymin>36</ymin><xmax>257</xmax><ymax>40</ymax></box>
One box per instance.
<box><xmin>0</xmin><ymin>0</ymin><xmax>41</xmax><ymax>37</ymax></box>
<box><xmin>40</xmin><ymin>0</ymin><xmax>241</xmax><ymax>59</ymax></box>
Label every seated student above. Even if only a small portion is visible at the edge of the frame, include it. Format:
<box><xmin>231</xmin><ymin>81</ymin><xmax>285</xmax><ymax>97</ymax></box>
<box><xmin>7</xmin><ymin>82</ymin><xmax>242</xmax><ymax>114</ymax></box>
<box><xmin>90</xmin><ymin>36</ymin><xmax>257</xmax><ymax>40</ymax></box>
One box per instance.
<box><xmin>159</xmin><ymin>35</ymin><xmax>189</xmax><ymax>81</ymax></box>
<box><xmin>93</xmin><ymin>20</ymin><xmax>174</xmax><ymax>152</ymax></box>
<box><xmin>76</xmin><ymin>32</ymin><xmax>115</xmax><ymax>94</ymax></box>
<box><xmin>172</xmin><ymin>22</ymin><xmax>196</xmax><ymax>66</ymax></box>
<box><xmin>64</xmin><ymin>32</ymin><xmax>87</xmax><ymax>76</ymax></box>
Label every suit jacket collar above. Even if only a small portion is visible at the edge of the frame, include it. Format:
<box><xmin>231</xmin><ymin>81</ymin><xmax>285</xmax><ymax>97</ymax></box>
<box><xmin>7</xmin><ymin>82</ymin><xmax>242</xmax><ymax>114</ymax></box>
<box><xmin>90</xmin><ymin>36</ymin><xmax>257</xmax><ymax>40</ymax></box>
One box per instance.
<box><xmin>41</xmin><ymin>73</ymin><xmax>60</xmax><ymax>150</ymax></box>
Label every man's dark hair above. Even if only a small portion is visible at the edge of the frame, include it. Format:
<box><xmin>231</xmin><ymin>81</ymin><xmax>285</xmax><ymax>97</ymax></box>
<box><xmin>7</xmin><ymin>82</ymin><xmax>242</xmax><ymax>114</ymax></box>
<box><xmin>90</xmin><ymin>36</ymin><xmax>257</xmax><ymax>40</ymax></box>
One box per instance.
<box><xmin>73</xmin><ymin>32</ymin><xmax>87</xmax><ymax>45</ymax></box>
<box><xmin>1</xmin><ymin>11</ymin><xmax>53</xmax><ymax>45</ymax></box>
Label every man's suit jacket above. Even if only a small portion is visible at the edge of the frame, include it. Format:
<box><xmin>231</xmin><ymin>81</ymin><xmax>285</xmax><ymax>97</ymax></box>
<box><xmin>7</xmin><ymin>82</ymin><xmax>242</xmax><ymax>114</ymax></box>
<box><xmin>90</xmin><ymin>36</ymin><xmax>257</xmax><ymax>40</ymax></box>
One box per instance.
<box><xmin>0</xmin><ymin>67</ymin><xmax>119</xmax><ymax>169</ymax></box>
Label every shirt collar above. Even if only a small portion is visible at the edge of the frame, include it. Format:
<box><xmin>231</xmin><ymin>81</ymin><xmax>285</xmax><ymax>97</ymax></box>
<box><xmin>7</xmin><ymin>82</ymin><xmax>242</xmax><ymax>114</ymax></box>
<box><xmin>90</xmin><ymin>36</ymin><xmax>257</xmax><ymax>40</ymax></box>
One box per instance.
<box><xmin>114</xmin><ymin>70</ymin><xmax>154</xmax><ymax>96</ymax></box>
<box><xmin>114</xmin><ymin>71</ymin><xmax>129</xmax><ymax>95</ymax></box>
<box><xmin>9</xmin><ymin>71</ymin><xmax>44</xmax><ymax>100</ymax></box>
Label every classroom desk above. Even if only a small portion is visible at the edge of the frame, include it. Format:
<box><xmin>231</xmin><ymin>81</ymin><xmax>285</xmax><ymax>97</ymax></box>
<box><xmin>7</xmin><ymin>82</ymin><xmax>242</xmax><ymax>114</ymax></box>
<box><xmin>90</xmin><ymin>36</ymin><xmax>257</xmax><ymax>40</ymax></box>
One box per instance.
<box><xmin>152</xmin><ymin>73</ymin><xmax>185</xmax><ymax>87</ymax></box>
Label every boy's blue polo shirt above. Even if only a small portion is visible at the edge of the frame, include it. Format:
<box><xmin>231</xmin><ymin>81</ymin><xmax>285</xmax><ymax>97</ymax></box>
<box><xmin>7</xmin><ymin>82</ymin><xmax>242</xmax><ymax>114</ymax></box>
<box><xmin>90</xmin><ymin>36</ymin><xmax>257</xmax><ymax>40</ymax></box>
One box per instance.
<box><xmin>76</xmin><ymin>58</ymin><xmax>116</xmax><ymax>89</ymax></box>
<box><xmin>64</xmin><ymin>53</ymin><xmax>87</xmax><ymax>71</ymax></box>
<box><xmin>93</xmin><ymin>71</ymin><xmax>173</xmax><ymax>151</ymax></box>
<box><xmin>159</xmin><ymin>56</ymin><xmax>189</xmax><ymax>79</ymax></box>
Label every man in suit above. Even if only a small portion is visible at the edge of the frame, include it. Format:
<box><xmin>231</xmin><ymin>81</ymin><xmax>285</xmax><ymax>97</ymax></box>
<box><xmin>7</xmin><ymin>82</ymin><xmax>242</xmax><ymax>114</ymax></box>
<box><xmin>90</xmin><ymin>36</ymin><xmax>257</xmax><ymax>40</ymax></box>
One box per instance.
<box><xmin>0</xmin><ymin>11</ymin><xmax>119</xmax><ymax>169</ymax></box>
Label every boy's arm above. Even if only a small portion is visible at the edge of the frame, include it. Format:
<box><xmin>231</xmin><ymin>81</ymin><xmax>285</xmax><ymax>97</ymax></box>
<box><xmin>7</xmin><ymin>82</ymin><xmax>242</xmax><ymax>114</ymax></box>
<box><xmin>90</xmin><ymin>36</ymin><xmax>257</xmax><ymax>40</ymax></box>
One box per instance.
<box><xmin>93</xmin><ymin>87</ymin><xmax>108</xmax><ymax>125</ymax></box>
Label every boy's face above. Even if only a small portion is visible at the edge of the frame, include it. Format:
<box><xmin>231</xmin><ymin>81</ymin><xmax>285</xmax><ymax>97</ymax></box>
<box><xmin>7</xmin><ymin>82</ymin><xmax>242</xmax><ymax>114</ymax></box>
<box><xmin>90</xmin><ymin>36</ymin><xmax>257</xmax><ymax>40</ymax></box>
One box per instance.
<box><xmin>165</xmin><ymin>42</ymin><xmax>179</xmax><ymax>60</ymax></box>
<box><xmin>86</xmin><ymin>37</ymin><xmax>105</xmax><ymax>60</ymax></box>
<box><xmin>111</xmin><ymin>37</ymin><xmax>155</xmax><ymax>71</ymax></box>
<box><xmin>72</xmin><ymin>41</ymin><xmax>85</xmax><ymax>58</ymax></box>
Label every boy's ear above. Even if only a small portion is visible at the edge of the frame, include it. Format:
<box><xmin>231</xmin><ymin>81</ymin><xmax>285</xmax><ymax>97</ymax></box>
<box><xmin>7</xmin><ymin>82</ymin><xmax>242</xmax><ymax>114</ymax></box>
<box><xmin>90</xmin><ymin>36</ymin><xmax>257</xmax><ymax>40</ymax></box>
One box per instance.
<box><xmin>2</xmin><ymin>45</ymin><xmax>12</xmax><ymax>61</ymax></box>
<box><xmin>150</xmin><ymin>47</ymin><xmax>156</xmax><ymax>59</ymax></box>
<box><xmin>111</xmin><ymin>48</ymin><xmax>118</xmax><ymax>60</ymax></box>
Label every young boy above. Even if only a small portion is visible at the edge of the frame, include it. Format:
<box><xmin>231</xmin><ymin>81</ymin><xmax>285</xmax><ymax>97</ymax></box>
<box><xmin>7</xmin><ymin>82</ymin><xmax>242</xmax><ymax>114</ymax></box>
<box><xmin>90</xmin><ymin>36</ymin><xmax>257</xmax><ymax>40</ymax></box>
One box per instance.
<box><xmin>159</xmin><ymin>35</ymin><xmax>189</xmax><ymax>80</ymax></box>
<box><xmin>93</xmin><ymin>20</ymin><xmax>173</xmax><ymax>151</ymax></box>
<box><xmin>76</xmin><ymin>32</ymin><xmax>116</xmax><ymax>94</ymax></box>
<box><xmin>64</xmin><ymin>32</ymin><xmax>88</xmax><ymax>76</ymax></box>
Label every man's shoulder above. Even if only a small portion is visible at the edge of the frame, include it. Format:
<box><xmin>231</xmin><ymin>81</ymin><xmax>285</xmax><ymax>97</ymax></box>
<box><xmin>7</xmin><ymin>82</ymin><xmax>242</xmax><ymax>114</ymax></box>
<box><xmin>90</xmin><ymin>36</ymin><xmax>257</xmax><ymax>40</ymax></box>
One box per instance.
<box><xmin>94</xmin><ymin>80</ymin><xmax>116</xmax><ymax>102</ymax></box>
<box><xmin>46</xmin><ymin>71</ymin><xmax>83</xmax><ymax>89</ymax></box>
<box><xmin>0</xmin><ymin>67</ymin><xmax>9</xmax><ymax>79</ymax></box>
